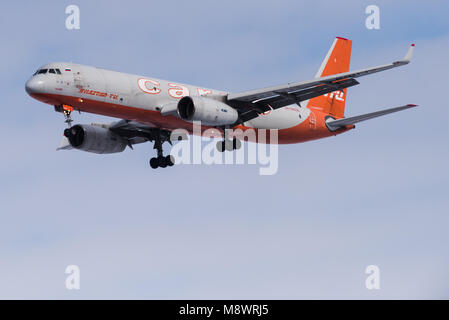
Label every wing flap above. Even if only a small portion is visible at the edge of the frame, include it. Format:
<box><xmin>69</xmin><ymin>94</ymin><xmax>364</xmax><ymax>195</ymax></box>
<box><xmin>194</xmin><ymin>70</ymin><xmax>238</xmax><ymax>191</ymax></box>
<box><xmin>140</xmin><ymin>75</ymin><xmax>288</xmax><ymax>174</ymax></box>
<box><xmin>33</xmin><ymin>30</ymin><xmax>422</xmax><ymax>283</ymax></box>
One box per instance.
<box><xmin>237</xmin><ymin>78</ymin><xmax>359</xmax><ymax>122</ymax></box>
<box><xmin>263</xmin><ymin>78</ymin><xmax>359</xmax><ymax>108</ymax></box>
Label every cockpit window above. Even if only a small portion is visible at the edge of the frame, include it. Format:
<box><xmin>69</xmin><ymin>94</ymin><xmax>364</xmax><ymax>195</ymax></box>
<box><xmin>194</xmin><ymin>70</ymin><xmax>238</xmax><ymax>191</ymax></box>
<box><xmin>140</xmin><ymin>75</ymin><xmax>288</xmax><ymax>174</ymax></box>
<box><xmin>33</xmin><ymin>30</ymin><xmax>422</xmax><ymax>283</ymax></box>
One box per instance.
<box><xmin>33</xmin><ymin>68</ymin><xmax>62</xmax><ymax>76</ymax></box>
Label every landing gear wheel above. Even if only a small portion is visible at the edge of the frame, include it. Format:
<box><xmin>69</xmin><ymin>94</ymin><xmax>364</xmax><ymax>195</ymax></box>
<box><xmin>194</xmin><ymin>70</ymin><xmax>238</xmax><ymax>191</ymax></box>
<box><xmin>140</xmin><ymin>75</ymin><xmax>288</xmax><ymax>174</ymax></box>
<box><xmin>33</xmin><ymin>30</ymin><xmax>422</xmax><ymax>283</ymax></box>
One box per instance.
<box><xmin>158</xmin><ymin>156</ymin><xmax>167</xmax><ymax>168</ymax></box>
<box><xmin>217</xmin><ymin>139</ymin><xmax>241</xmax><ymax>152</ymax></box>
<box><xmin>148</xmin><ymin>129</ymin><xmax>177</xmax><ymax>169</ymax></box>
<box><xmin>217</xmin><ymin>141</ymin><xmax>225</xmax><ymax>152</ymax></box>
<box><xmin>233</xmin><ymin>138</ymin><xmax>241</xmax><ymax>150</ymax></box>
<box><xmin>150</xmin><ymin>157</ymin><xmax>159</xmax><ymax>169</ymax></box>
<box><xmin>166</xmin><ymin>155</ymin><xmax>175</xmax><ymax>166</ymax></box>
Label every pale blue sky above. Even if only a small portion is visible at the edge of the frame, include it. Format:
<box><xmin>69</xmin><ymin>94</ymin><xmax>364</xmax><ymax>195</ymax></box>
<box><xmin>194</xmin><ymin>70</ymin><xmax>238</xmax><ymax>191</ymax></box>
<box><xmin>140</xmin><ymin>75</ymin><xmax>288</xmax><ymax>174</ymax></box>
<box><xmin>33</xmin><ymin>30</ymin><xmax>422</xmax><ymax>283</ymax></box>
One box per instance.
<box><xmin>0</xmin><ymin>0</ymin><xmax>448</xmax><ymax>299</ymax></box>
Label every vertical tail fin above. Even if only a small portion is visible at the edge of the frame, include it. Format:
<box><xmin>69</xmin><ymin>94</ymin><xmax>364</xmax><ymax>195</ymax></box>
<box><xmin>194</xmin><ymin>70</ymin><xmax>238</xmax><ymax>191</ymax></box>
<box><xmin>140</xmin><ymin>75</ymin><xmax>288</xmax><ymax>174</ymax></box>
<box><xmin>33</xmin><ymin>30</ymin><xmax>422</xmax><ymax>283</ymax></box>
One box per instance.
<box><xmin>307</xmin><ymin>37</ymin><xmax>352</xmax><ymax>118</ymax></box>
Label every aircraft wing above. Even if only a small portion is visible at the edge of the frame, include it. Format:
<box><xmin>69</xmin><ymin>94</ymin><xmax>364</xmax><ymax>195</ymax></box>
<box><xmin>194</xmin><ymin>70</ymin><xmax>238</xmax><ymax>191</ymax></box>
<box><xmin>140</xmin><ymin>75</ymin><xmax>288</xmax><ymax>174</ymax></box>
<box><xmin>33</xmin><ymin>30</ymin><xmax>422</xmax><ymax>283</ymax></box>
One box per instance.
<box><xmin>325</xmin><ymin>104</ymin><xmax>418</xmax><ymax>131</ymax></box>
<box><xmin>228</xmin><ymin>44</ymin><xmax>415</xmax><ymax>122</ymax></box>
<box><xmin>108</xmin><ymin>120</ymin><xmax>187</xmax><ymax>145</ymax></box>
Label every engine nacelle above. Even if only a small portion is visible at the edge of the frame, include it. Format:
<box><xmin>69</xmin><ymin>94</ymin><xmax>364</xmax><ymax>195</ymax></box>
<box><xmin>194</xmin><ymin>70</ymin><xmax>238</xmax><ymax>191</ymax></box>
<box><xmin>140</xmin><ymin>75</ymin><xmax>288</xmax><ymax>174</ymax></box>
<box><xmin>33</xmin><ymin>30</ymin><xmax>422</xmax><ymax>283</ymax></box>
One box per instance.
<box><xmin>177</xmin><ymin>96</ymin><xmax>238</xmax><ymax>126</ymax></box>
<box><xmin>64</xmin><ymin>124</ymin><xmax>127</xmax><ymax>154</ymax></box>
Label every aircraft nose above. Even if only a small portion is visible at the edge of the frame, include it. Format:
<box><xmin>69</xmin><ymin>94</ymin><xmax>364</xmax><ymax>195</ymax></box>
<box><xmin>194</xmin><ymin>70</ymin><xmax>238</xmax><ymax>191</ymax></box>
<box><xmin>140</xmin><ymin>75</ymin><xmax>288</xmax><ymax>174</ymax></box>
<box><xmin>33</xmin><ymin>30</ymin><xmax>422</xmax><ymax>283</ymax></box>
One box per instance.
<box><xmin>25</xmin><ymin>77</ymin><xmax>44</xmax><ymax>94</ymax></box>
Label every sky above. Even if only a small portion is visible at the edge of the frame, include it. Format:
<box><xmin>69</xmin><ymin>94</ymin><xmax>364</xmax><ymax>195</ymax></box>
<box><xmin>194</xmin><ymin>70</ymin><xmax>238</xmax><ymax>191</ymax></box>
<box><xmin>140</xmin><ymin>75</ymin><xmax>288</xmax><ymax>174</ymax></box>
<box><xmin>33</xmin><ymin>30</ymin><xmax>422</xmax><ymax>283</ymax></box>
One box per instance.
<box><xmin>0</xmin><ymin>0</ymin><xmax>449</xmax><ymax>299</ymax></box>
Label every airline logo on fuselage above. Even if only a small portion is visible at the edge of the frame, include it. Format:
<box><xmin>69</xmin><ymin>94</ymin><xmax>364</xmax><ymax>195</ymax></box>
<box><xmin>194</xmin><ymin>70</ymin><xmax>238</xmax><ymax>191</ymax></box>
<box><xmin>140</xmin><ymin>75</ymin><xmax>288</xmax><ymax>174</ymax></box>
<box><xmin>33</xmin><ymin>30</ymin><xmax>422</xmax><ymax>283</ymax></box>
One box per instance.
<box><xmin>137</xmin><ymin>78</ymin><xmax>218</xmax><ymax>98</ymax></box>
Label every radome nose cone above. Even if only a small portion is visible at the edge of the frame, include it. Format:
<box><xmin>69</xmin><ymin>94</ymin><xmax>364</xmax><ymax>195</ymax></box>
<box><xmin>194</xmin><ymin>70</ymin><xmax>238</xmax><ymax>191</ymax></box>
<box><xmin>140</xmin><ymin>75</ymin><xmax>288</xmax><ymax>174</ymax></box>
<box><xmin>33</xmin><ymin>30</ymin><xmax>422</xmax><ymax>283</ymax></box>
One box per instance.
<box><xmin>25</xmin><ymin>77</ymin><xmax>44</xmax><ymax>94</ymax></box>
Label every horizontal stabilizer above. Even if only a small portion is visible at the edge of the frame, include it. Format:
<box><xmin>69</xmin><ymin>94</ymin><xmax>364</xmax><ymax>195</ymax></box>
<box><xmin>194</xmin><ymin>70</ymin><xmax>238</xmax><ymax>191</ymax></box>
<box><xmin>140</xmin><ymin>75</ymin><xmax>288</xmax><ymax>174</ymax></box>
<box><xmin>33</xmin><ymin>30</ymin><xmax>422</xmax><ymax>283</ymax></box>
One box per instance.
<box><xmin>326</xmin><ymin>104</ymin><xmax>418</xmax><ymax>131</ymax></box>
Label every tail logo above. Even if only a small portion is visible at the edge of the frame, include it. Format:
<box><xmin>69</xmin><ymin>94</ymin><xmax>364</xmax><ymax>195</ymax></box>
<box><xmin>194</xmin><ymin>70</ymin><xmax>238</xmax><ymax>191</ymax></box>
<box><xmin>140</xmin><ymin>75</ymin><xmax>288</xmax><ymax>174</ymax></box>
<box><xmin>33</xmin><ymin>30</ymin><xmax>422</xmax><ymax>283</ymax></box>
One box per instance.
<box><xmin>323</xmin><ymin>90</ymin><xmax>345</xmax><ymax>102</ymax></box>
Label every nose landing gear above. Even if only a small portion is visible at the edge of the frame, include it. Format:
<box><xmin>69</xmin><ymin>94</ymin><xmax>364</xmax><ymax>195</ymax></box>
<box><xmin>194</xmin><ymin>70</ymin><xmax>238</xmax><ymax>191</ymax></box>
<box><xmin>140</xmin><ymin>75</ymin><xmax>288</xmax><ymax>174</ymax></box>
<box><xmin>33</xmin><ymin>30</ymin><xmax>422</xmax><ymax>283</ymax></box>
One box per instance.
<box><xmin>63</xmin><ymin>109</ymin><xmax>73</xmax><ymax>128</ymax></box>
<box><xmin>54</xmin><ymin>104</ymin><xmax>74</xmax><ymax>127</ymax></box>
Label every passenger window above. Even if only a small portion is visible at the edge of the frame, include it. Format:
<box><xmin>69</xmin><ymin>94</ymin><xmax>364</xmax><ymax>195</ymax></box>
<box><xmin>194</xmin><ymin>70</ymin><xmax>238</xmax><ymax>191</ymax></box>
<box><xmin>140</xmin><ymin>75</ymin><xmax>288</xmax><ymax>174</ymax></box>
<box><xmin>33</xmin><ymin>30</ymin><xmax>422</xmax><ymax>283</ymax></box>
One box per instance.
<box><xmin>49</xmin><ymin>69</ymin><xmax>56</xmax><ymax>74</ymax></box>
<box><xmin>55</xmin><ymin>69</ymin><xmax>61</xmax><ymax>74</ymax></box>
<box><xmin>37</xmin><ymin>69</ymin><xmax>48</xmax><ymax>74</ymax></box>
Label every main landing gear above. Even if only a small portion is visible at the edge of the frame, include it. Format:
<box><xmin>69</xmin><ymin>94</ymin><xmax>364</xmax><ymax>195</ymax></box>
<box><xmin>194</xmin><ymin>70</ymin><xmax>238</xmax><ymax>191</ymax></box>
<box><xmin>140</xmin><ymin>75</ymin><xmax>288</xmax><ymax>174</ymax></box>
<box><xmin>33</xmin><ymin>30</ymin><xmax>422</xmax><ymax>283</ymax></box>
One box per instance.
<box><xmin>216</xmin><ymin>127</ymin><xmax>242</xmax><ymax>152</ymax></box>
<box><xmin>149</xmin><ymin>134</ymin><xmax>175</xmax><ymax>169</ymax></box>
<box><xmin>216</xmin><ymin>138</ymin><xmax>241</xmax><ymax>152</ymax></box>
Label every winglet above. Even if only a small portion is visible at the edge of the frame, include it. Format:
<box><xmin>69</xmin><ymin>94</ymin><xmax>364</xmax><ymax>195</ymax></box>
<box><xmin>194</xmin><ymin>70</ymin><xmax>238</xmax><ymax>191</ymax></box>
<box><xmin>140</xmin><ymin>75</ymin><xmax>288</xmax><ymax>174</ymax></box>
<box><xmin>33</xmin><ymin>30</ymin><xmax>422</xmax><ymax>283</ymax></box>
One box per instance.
<box><xmin>403</xmin><ymin>44</ymin><xmax>415</xmax><ymax>63</ymax></box>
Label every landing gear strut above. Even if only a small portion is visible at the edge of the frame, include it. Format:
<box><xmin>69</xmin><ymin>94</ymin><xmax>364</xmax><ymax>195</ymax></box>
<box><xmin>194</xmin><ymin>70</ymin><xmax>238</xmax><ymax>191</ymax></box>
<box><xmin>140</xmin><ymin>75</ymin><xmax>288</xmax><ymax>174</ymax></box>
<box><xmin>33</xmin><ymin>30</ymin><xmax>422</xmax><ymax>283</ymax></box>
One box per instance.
<box><xmin>63</xmin><ymin>109</ymin><xmax>73</xmax><ymax>128</ymax></box>
<box><xmin>54</xmin><ymin>104</ymin><xmax>73</xmax><ymax>128</ymax></box>
<box><xmin>149</xmin><ymin>135</ymin><xmax>175</xmax><ymax>169</ymax></box>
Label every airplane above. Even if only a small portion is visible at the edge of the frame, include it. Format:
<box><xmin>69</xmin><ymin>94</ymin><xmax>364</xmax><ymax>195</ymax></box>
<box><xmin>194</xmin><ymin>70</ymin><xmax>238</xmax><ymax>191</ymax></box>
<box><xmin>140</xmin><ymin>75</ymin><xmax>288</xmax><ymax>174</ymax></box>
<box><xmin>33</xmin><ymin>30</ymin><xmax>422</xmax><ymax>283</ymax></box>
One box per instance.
<box><xmin>25</xmin><ymin>37</ymin><xmax>416</xmax><ymax>169</ymax></box>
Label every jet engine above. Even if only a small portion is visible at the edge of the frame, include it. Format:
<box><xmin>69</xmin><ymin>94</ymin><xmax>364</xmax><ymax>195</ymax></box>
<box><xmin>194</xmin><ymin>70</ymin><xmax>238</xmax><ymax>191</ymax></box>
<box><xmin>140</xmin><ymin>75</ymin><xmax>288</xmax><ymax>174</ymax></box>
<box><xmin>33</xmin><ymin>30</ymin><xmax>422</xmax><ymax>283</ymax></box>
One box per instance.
<box><xmin>177</xmin><ymin>96</ymin><xmax>238</xmax><ymax>126</ymax></box>
<box><xmin>63</xmin><ymin>124</ymin><xmax>127</xmax><ymax>154</ymax></box>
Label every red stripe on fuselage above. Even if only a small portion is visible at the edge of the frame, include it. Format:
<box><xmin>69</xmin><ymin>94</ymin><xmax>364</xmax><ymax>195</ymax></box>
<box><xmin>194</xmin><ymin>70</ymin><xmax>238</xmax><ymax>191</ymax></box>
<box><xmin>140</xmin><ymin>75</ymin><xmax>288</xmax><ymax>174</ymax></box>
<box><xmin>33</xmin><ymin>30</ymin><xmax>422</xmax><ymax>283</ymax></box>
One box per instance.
<box><xmin>30</xmin><ymin>92</ymin><xmax>351</xmax><ymax>144</ymax></box>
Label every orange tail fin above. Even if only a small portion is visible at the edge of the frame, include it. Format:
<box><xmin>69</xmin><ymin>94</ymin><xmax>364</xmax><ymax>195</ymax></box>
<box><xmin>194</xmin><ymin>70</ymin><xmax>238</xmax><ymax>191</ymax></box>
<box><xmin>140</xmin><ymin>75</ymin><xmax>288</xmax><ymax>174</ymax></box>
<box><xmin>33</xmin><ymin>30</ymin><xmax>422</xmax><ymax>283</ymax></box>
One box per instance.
<box><xmin>307</xmin><ymin>37</ymin><xmax>352</xmax><ymax>118</ymax></box>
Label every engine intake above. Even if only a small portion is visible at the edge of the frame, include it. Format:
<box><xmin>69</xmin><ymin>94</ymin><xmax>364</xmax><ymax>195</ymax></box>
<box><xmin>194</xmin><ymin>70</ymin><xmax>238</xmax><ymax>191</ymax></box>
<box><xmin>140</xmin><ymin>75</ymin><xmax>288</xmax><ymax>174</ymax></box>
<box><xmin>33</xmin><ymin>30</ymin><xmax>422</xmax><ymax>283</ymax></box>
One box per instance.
<box><xmin>64</xmin><ymin>124</ymin><xmax>127</xmax><ymax>154</ymax></box>
<box><xmin>177</xmin><ymin>96</ymin><xmax>238</xmax><ymax>126</ymax></box>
